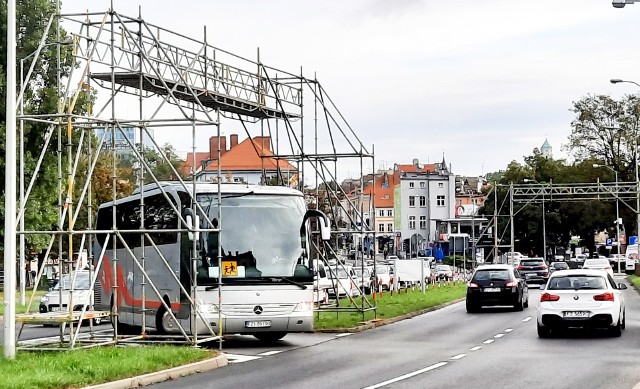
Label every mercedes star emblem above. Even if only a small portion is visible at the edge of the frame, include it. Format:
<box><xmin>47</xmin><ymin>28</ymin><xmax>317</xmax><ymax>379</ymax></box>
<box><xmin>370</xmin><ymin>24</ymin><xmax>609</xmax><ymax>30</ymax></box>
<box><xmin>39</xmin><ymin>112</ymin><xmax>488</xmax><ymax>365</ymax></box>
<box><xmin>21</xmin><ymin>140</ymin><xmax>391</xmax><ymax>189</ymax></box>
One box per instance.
<box><xmin>253</xmin><ymin>305</ymin><xmax>263</xmax><ymax>315</ymax></box>
<box><xmin>573</xmin><ymin>295</ymin><xmax>579</xmax><ymax>300</ymax></box>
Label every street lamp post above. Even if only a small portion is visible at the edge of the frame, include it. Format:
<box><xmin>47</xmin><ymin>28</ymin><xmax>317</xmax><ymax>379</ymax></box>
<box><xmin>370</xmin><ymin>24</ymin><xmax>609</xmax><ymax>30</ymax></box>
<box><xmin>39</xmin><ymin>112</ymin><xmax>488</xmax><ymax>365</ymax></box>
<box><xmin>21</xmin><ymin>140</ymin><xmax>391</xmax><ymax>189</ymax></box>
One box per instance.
<box><xmin>610</xmin><ymin>78</ymin><xmax>640</xmax><ymax>244</ymax></box>
<box><xmin>594</xmin><ymin>164</ymin><xmax>622</xmax><ymax>274</ymax></box>
<box><xmin>524</xmin><ymin>179</ymin><xmax>547</xmax><ymax>262</ymax></box>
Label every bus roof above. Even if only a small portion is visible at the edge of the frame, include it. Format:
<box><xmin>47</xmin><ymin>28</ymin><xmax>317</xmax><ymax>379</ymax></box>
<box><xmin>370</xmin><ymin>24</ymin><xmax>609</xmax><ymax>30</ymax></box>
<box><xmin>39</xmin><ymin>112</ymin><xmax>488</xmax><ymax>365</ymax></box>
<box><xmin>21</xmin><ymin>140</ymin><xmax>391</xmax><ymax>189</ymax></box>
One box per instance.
<box><xmin>99</xmin><ymin>181</ymin><xmax>304</xmax><ymax>208</ymax></box>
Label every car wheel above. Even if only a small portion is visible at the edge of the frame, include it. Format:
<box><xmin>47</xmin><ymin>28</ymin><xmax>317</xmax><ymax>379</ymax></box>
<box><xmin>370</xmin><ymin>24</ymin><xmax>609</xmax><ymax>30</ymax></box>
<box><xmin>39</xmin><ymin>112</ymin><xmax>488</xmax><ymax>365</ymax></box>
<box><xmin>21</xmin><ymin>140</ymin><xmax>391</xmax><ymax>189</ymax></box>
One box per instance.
<box><xmin>514</xmin><ymin>296</ymin><xmax>524</xmax><ymax>311</ymax></box>
<box><xmin>523</xmin><ymin>295</ymin><xmax>529</xmax><ymax>309</ymax></box>
<box><xmin>466</xmin><ymin>300</ymin><xmax>479</xmax><ymax>313</ymax></box>
<box><xmin>537</xmin><ymin>322</ymin><xmax>551</xmax><ymax>338</ymax></box>
<box><xmin>621</xmin><ymin>310</ymin><xmax>626</xmax><ymax>330</ymax></box>
<box><xmin>611</xmin><ymin>318</ymin><xmax>622</xmax><ymax>337</ymax></box>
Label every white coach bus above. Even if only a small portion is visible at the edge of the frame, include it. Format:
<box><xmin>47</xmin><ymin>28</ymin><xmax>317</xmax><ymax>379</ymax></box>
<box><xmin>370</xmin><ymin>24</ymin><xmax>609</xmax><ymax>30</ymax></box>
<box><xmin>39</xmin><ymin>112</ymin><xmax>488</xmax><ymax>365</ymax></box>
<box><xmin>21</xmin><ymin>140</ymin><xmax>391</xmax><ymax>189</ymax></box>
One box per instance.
<box><xmin>93</xmin><ymin>182</ymin><xmax>330</xmax><ymax>341</ymax></box>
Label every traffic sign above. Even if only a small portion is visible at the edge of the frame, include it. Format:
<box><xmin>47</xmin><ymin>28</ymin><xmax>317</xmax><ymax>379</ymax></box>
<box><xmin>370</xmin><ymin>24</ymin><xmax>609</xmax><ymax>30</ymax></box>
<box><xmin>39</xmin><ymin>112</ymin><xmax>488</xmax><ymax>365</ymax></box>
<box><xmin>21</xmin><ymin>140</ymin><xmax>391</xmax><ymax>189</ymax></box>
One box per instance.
<box><xmin>606</xmin><ymin>238</ymin><xmax>612</xmax><ymax>250</ymax></box>
<box><xmin>631</xmin><ymin>236</ymin><xmax>638</xmax><ymax>245</ymax></box>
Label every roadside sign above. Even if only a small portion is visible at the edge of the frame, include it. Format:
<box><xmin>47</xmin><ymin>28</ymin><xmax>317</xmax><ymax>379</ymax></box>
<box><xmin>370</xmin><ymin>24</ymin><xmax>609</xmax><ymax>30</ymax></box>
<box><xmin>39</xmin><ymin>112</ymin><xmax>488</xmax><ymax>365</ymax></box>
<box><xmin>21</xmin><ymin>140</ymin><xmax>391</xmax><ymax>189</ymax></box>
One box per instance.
<box><xmin>631</xmin><ymin>236</ymin><xmax>638</xmax><ymax>246</ymax></box>
<box><xmin>606</xmin><ymin>238</ymin><xmax>612</xmax><ymax>250</ymax></box>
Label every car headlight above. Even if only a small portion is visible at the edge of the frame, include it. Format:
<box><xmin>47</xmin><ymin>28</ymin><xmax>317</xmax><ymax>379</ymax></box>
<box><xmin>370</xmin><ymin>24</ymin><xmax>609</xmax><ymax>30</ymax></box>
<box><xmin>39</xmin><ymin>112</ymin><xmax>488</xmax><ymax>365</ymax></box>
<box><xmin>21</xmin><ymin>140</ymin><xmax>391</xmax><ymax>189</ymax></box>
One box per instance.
<box><xmin>293</xmin><ymin>302</ymin><xmax>313</xmax><ymax>312</ymax></box>
<box><xmin>198</xmin><ymin>303</ymin><xmax>218</xmax><ymax>313</ymax></box>
<box><xmin>40</xmin><ymin>296</ymin><xmax>49</xmax><ymax>304</ymax></box>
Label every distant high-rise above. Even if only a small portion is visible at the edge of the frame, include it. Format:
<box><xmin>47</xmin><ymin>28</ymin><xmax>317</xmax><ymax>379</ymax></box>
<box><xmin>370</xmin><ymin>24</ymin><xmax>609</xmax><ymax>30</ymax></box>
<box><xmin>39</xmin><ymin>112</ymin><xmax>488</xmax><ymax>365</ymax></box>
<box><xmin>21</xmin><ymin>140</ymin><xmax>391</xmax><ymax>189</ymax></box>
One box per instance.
<box><xmin>541</xmin><ymin>138</ymin><xmax>552</xmax><ymax>159</ymax></box>
<box><xmin>95</xmin><ymin>126</ymin><xmax>155</xmax><ymax>160</ymax></box>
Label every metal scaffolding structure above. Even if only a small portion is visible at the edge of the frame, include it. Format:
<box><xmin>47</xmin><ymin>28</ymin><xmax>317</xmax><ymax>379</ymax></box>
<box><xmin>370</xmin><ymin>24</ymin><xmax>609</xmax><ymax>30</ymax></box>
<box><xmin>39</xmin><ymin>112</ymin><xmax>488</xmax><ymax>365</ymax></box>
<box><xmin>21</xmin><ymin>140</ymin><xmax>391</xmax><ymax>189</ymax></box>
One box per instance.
<box><xmin>12</xmin><ymin>6</ymin><xmax>375</xmax><ymax>350</ymax></box>
<box><xmin>480</xmin><ymin>181</ymin><xmax>640</xmax><ymax>263</ymax></box>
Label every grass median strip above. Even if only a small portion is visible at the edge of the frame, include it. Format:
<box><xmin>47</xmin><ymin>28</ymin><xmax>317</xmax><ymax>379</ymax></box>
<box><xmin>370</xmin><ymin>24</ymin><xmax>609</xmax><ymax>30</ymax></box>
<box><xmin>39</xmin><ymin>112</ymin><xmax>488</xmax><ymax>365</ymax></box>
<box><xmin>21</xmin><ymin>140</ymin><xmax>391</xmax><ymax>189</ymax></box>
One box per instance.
<box><xmin>314</xmin><ymin>283</ymin><xmax>466</xmax><ymax>329</ymax></box>
<box><xmin>0</xmin><ymin>345</ymin><xmax>213</xmax><ymax>389</ymax></box>
<box><xmin>628</xmin><ymin>275</ymin><xmax>640</xmax><ymax>289</ymax></box>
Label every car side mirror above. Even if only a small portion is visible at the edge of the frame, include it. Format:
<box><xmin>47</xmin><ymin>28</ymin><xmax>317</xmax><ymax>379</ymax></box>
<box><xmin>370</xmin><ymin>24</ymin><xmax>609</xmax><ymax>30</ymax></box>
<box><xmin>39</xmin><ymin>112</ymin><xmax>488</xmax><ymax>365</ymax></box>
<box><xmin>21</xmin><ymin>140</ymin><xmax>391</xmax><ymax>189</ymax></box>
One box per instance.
<box><xmin>618</xmin><ymin>283</ymin><xmax>628</xmax><ymax>290</ymax></box>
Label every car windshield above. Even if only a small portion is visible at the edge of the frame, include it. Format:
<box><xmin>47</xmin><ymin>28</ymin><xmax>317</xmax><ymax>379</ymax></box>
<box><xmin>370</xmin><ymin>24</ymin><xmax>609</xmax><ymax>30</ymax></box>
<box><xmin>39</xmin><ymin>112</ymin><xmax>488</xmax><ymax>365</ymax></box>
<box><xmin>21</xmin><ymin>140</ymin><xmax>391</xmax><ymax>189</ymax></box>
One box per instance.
<box><xmin>376</xmin><ymin>266</ymin><xmax>388</xmax><ymax>274</ymax></box>
<box><xmin>547</xmin><ymin>275</ymin><xmax>607</xmax><ymax>290</ymax></box>
<box><xmin>354</xmin><ymin>268</ymin><xmax>370</xmax><ymax>278</ymax></box>
<box><xmin>197</xmin><ymin>193</ymin><xmax>307</xmax><ymax>279</ymax></box>
<box><xmin>54</xmin><ymin>273</ymin><xmax>90</xmax><ymax>290</ymax></box>
<box><xmin>473</xmin><ymin>269</ymin><xmax>509</xmax><ymax>281</ymax></box>
<box><xmin>435</xmin><ymin>265</ymin><xmax>450</xmax><ymax>271</ymax></box>
<box><xmin>551</xmin><ymin>262</ymin><xmax>568</xmax><ymax>269</ymax></box>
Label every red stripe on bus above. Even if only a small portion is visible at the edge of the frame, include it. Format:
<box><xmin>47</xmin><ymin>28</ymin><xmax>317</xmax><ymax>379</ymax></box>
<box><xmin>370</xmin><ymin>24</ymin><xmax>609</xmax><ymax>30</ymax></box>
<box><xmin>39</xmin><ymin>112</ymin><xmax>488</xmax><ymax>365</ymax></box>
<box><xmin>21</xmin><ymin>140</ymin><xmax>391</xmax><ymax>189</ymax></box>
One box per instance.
<box><xmin>101</xmin><ymin>255</ymin><xmax>181</xmax><ymax>310</ymax></box>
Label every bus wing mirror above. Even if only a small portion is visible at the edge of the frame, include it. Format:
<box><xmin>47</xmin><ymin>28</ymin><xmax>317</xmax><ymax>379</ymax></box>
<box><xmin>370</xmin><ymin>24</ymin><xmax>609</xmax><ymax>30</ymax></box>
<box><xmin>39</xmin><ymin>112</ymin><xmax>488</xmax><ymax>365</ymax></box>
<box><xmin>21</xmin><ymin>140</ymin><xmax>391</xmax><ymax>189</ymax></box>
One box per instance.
<box><xmin>185</xmin><ymin>214</ymin><xmax>200</xmax><ymax>242</ymax></box>
<box><xmin>319</xmin><ymin>217</ymin><xmax>331</xmax><ymax>241</ymax></box>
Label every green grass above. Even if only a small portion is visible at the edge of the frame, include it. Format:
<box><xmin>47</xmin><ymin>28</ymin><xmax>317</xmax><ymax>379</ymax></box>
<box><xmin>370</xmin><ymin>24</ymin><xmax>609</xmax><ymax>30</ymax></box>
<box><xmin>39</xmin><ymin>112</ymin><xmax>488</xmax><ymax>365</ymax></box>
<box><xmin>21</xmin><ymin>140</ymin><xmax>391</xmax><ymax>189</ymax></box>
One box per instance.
<box><xmin>628</xmin><ymin>275</ymin><xmax>640</xmax><ymax>289</ymax></box>
<box><xmin>314</xmin><ymin>283</ymin><xmax>467</xmax><ymax>329</ymax></box>
<box><xmin>0</xmin><ymin>345</ymin><xmax>213</xmax><ymax>389</ymax></box>
<box><xmin>0</xmin><ymin>290</ymin><xmax>47</xmax><ymax>316</ymax></box>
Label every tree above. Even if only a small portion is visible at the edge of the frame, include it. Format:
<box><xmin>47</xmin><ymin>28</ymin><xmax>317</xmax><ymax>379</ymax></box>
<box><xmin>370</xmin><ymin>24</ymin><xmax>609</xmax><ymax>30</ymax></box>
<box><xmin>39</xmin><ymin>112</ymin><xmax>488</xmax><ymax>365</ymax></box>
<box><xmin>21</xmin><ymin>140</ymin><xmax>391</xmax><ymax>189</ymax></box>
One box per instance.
<box><xmin>0</xmin><ymin>0</ymin><xmax>85</xmax><ymax>252</ymax></box>
<box><xmin>568</xmin><ymin>94</ymin><xmax>640</xmax><ymax>181</ymax></box>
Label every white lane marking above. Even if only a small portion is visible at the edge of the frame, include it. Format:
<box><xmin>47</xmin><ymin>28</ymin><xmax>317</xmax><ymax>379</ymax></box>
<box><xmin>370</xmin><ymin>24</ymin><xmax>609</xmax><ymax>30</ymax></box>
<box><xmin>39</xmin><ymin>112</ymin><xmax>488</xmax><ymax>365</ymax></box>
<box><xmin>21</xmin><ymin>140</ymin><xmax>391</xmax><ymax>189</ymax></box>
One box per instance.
<box><xmin>504</xmin><ymin>328</ymin><xmax>514</xmax><ymax>333</ymax></box>
<box><xmin>257</xmin><ymin>350</ymin><xmax>283</xmax><ymax>356</ymax></box>
<box><xmin>522</xmin><ymin>316</ymin><xmax>532</xmax><ymax>322</ymax></box>
<box><xmin>450</xmin><ymin>353</ymin><xmax>467</xmax><ymax>360</ymax></box>
<box><xmin>469</xmin><ymin>346</ymin><xmax>482</xmax><ymax>351</ymax></box>
<box><xmin>483</xmin><ymin>339</ymin><xmax>494</xmax><ymax>344</ymax></box>
<box><xmin>494</xmin><ymin>333</ymin><xmax>505</xmax><ymax>338</ymax></box>
<box><xmin>363</xmin><ymin>362</ymin><xmax>448</xmax><ymax>389</ymax></box>
<box><xmin>224</xmin><ymin>353</ymin><xmax>262</xmax><ymax>364</ymax></box>
<box><xmin>335</xmin><ymin>333</ymin><xmax>353</xmax><ymax>337</ymax></box>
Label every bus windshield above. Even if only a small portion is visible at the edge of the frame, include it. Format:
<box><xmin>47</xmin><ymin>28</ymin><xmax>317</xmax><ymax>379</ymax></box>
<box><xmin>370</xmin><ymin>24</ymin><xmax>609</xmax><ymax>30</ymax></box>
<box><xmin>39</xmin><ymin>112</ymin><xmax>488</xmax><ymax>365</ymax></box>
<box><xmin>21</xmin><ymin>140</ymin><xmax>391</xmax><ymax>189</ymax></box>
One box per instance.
<box><xmin>197</xmin><ymin>193</ymin><xmax>308</xmax><ymax>279</ymax></box>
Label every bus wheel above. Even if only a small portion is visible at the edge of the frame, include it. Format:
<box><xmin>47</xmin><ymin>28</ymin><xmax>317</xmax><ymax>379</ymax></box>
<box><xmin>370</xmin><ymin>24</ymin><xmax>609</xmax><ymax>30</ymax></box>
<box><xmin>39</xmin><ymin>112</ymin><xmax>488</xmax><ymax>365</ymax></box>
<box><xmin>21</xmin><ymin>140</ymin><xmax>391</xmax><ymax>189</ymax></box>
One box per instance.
<box><xmin>156</xmin><ymin>303</ymin><xmax>176</xmax><ymax>335</ymax></box>
<box><xmin>253</xmin><ymin>332</ymin><xmax>287</xmax><ymax>342</ymax></box>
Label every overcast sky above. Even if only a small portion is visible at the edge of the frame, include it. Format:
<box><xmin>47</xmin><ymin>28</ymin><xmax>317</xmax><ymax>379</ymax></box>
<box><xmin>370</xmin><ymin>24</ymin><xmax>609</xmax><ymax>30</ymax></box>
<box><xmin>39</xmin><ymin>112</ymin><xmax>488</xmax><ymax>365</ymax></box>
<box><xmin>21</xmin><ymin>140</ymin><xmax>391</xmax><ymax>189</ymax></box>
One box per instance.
<box><xmin>60</xmin><ymin>0</ymin><xmax>640</xmax><ymax>178</ymax></box>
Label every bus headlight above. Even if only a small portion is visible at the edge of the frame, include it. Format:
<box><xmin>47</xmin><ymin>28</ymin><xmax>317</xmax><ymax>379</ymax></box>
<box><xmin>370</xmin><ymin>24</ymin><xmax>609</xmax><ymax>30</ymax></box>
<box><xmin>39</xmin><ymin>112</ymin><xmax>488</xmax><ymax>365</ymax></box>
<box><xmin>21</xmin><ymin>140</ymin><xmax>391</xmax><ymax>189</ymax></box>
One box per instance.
<box><xmin>293</xmin><ymin>302</ymin><xmax>313</xmax><ymax>312</ymax></box>
<box><xmin>198</xmin><ymin>303</ymin><xmax>218</xmax><ymax>313</ymax></box>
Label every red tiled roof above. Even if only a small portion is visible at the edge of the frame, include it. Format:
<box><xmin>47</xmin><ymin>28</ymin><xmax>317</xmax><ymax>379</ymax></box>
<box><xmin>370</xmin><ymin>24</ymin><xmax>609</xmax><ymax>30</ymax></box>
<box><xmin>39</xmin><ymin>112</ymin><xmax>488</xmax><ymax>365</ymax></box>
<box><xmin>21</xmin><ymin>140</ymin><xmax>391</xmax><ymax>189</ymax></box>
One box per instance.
<box><xmin>395</xmin><ymin>163</ymin><xmax>436</xmax><ymax>173</ymax></box>
<box><xmin>204</xmin><ymin>137</ymin><xmax>297</xmax><ymax>172</ymax></box>
<box><xmin>363</xmin><ymin>173</ymin><xmax>397</xmax><ymax>208</ymax></box>
<box><xmin>181</xmin><ymin>152</ymin><xmax>210</xmax><ymax>176</ymax></box>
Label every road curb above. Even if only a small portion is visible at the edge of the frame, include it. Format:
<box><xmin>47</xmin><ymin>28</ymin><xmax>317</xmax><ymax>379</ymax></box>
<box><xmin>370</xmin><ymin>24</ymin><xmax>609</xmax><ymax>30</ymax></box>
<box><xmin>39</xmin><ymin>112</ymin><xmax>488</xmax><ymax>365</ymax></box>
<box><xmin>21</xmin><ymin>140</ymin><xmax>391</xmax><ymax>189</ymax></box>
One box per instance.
<box><xmin>315</xmin><ymin>297</ymin><xmax>465</xmax><ymax>334</ymax></box>
<box><xmin>82</xmin><ymin>354</ymin><xmax>228</xmax><ymax>389</ymax></box>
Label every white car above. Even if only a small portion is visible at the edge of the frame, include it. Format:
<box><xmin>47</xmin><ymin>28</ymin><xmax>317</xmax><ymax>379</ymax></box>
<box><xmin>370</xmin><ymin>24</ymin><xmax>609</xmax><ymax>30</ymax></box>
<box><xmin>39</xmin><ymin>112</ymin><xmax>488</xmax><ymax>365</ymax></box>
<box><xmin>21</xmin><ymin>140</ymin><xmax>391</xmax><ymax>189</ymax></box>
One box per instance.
<box><xmin>581</xmin><ymin>258</ymin><xmax>614</xmax><ymax>277</ymax></box>
<box><xmin>537</xmin><ymin>269</ymin><xmax>627</xmax><ymax>338</ymax></box>
<box><xmin>326</xmin><ymin>266</ymin><xmax>361</xmax><ymax>298</ymax></box>
<box><xmin>39</xmin><ymin>270</ymin><xmax>104</xmax><ymax>326</ymax></box>
<box><xmin>375</xmin><ymin>265</ymin><xmax>392</xmax><ymax>291</ymax></box>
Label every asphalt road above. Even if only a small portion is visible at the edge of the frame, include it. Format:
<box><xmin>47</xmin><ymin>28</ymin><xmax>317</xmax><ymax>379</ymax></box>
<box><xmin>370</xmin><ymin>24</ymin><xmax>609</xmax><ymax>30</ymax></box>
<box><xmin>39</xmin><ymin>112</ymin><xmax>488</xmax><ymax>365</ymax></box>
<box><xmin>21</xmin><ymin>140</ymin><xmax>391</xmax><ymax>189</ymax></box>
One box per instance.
<box><xmin>150</xmin><ymin>276</ymin><xmax>640</xmax><ymax>389</ymax></box>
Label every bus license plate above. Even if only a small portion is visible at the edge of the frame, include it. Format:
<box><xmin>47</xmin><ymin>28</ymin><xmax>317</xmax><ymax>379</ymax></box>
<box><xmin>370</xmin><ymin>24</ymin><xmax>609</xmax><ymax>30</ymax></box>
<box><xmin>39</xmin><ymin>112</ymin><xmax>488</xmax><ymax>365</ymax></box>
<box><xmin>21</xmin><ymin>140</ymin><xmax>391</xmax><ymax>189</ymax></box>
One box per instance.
<box><xmin>563</xmin><ymin>311</ymin><xmax>589</xmax><ymax>318</ymax></box>
<box><xmin>245</xmin><ymin>320</ymin><xmax>271</xmax><ymax>328</ymax></box>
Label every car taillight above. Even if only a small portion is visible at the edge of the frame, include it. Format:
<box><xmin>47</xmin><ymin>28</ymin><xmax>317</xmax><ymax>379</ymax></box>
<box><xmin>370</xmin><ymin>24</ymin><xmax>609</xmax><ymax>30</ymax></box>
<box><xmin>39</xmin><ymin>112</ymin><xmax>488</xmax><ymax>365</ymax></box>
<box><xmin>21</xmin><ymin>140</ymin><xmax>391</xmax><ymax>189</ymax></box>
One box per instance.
<box><xmin>516</xmin><ymin>265</ymin><xmax>524</xmax><ymax>270</ymax></box>
<box><xmin>467</xmin><ymin>282</ymin><xmax>479</xmax><ymax>288</ymax></box>
<box><xmin>594</xmin><ymin>292</ymin><xmax>614</xmax><ymax>301</ymax></box>
<box><xmin>540</xmin><ymin>293</ymin><xmax>560</xmax><ymax>302</ymax></box>
<box><xmin>505</xmin><ymin>281</ymin><xmax>518</xmax><ymax>287</ymax></box>
<box><xmin>541</xmin><ymin>264</ymin><xmax>548</xmax><ymax>269</ymax></box>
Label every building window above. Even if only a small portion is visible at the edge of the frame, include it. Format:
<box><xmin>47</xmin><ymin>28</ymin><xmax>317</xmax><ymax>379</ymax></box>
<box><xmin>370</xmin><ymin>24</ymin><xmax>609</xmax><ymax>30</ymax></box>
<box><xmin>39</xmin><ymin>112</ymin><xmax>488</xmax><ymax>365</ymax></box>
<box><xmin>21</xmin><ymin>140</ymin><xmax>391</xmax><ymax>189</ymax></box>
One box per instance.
<box><xmin>379</xmin><ymin>223</ymin><xmax>385</xmax><ymax>232</ymax></box>
<box><xmin>387</xmin><ymin>209</ymin><xmax>393</xmax><ymax>217</ymax></box>
<box><xmin>456</xmin><ymin>199</ymin><xmax>462</xmax><ymax>205</ymax></box>
<box><xmin>387</xmin><ymin>223</ymin><xmax>393</xmax><ymax>232</ymax></box>
<box><xmin>384</xmin><ymin>194</ymin><xmax>390</xmax><ymax>200</ymax></box>
<box><xmin>409</xmin><ymin>196</ymin><xmax>415</xmax><ymax>207</ymax></box>
<box><xmin>420</xmin><ymin>182</ymin><xmax>425</xmax><ymax>188</ymax></box>
<box><xmin>419</xmin><ymin>196</ymin><xmax>426</xmax><ymax>207</ymax></box>
<box><xmin>409</xmin><ymin>182</ymin><xmax>415</xmax><ymax>188</ymax></box>
<box><xmin>419</xmin><ymin>216</ymin><xmax>426</xmax><ymax>229</ymax></box>
<box><xmin>409</xmin><ymin>216</ymin><xmax>416</xmax><ymax>229</ymax></box>
<box><xmin>379</xmin><ymin>210</ymin><xmax>384</xmax><ymax>217</ymax></box>
<box><xmin>438</xmin><ymin>182</ymin><xmax>443</xmax><ymax>188</ymax></box>
<box><xmin>437</xmin><ymin>195</ymin><xmax>445</xmax><ymax>207</ymax></box>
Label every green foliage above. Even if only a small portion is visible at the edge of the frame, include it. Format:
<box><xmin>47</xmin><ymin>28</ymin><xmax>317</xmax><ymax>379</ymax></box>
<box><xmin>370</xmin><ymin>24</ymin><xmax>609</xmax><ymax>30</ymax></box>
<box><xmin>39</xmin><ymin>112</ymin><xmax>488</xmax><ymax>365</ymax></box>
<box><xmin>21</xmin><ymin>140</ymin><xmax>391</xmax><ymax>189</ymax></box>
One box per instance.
<box><xmin>0</xmin><ymin>346</ymin><xmax>212</xmax><ymax>389</ymax></box>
